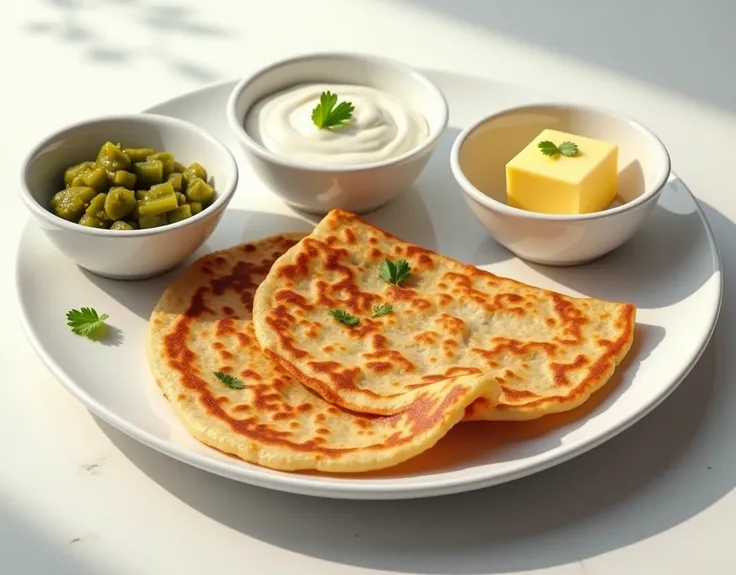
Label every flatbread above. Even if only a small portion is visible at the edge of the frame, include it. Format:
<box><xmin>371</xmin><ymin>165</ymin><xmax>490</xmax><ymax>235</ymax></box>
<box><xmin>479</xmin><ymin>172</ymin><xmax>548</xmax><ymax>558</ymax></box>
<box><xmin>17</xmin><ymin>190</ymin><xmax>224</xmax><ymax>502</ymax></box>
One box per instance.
<box><xmin>147</xmin><ymin>233</ymin><xmax>500</xmax><ymax>473</ymax></box>
<box><xmin>252</xmin><ymin>209</ymin><xmax>636</xmax><ymax>420</ymax></box>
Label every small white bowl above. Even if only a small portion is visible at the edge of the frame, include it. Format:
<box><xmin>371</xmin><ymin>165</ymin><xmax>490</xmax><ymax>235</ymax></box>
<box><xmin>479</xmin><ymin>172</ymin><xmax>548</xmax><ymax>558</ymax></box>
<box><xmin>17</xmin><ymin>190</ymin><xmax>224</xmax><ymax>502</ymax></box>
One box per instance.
<box><xmin>451</xmin><ymin>103</ymin><xmax>671</xmax><ymax>266</ymax></box>
<box><xmin>20</xmin><ymin>113</ymin><xmax>238</xmax><ymax>280</ymax></box>
<box><xmin>226</xmin><ymin>52</ymin><xmax>448</xmax><ymax>215</ymax></box>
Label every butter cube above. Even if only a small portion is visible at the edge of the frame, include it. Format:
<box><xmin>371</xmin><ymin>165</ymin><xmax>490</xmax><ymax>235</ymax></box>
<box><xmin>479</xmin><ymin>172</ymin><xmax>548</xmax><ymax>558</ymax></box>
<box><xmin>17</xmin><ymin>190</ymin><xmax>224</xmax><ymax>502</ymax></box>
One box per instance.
<box><xmin>505</xmin><ymin>128</ymin><xmax>618</xmax><ymax>215</ymax></box>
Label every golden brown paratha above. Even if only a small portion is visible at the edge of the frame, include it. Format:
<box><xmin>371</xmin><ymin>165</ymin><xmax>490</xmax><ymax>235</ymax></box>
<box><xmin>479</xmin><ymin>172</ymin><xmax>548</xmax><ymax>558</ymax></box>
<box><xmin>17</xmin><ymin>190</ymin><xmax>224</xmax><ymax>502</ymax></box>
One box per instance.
<box><xmin>146</xmin><ymin>233</ymin><xmax>501</xmax><ymax>473</ymax></box>
<box><xmin>252</xmin><ymin>209</ymin><xmax>636</xmax><ymax>421</ymax></box>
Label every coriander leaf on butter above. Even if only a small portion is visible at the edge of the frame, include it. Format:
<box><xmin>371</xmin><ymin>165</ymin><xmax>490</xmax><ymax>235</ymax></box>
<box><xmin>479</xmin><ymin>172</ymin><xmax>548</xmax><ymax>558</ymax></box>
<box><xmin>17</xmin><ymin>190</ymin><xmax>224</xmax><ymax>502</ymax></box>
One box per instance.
<box><xmin>558</xmin><ymin>141</ymin><xmax>579</xmax><ymax>157</ymax></box>
<box><xmin>328</xmin><ymin>308</ymin><xmax>360</xmax><ymax>326</ymax></box>
<box><xmin>66</xmin><ymin>307</ymin><xmax>109</xmax><ymax>338</ymax></box>
<box><xmin>379</xmin><ymin>258</ymin><xmax>411</xmax><ymax>285</ymax></box>
<box><xmin>311</xmin><ymin>91</ymin><xmax>354</xmax><ymax>130</ymax></box>
<box><xmin>538</xmin><ymin>140</ymin><xmax>579</xmax><ymax>158</ymax></box>
<box><xmin>371</xmin><ymin>304</ymin><xmax>393</xmax><ymax>318</ymax></box>
<box><xmin>214</xmin><ymin>371</ymin><xmax>245</xmax><ymax>389</ymax></box>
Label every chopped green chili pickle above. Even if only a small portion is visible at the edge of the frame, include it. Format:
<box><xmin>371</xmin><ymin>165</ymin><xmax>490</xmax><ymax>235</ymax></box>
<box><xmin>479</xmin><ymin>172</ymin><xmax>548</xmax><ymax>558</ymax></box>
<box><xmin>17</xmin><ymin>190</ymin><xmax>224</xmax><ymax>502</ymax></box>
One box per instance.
<box><xmin>133</xmin><ymin>159</ymin><xmax>164</xmax><ymax>188</ymax></box>
<box><xmin>110</xmin><ymin>220</ymin><xmax>135</xmax><ymax>231</ymax></box>
<box><xmin>168</xmin><ymin>172</ymin><xmax>184</xmax><ymax>191</ymax></box>
<box><xmin>167</xmin><ymin>203</ymin><xmax>192</xmax><ymax>224</ymax></box>
<box><xmin>96</xmin><ymin>141</ymin><xmax>131</xmax><ymax>174</ymax></box>
<box><xmin>50</xmin><ymin>186</ymin><xmax>96</xmax><ymax>221</ymax></box>
<box><xmin>137</xmin><ymin>191</ymin><xmax>179</xmax><ymax>217</ymax></box>
<box><xmin>112</xmin><ymin>170</ymin><xmax>137</xmax><ymax>188</ymax></box>
<box><xmin>122</xmin><ymin>147</ymin><xmax>156</xmax><ymax>163</ymax></box>
<box><xmin>138</xmin><ymin>213</ymin><xmax>168</xmax><ymax>229</ymax></box>
<box><xmin>50</xmin><ymin>143</ymin><xmax>216</xmax><ymax>230</ymax></box>
<box><xmin>81</xmin><ymin>166</ymin><xmax>108</xmax><ymax>193</ymax></box>
<box><xmin>185</xmin><ymin>177</ymin><xmax>214</xmax><ymax>203</ymax></box>
<box><xmin>104</xmin><ymin>187</ymin><xmax>137</xmax><ymax>220</ymax></box>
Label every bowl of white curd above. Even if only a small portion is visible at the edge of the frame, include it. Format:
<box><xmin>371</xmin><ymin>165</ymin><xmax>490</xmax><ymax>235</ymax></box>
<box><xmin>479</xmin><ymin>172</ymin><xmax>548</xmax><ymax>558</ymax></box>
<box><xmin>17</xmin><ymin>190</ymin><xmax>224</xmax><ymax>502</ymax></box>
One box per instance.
<box><xmin>226</xmin><ymin>52</ymin><xmax>448</xmax><ymax>214</ymax></box>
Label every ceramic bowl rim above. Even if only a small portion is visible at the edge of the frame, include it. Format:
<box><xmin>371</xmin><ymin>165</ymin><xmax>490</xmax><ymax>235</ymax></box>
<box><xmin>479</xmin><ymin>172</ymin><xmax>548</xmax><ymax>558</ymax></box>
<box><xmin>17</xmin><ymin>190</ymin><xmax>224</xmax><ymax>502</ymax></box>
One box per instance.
<box><xmin>225</xmin><ymin>51</ymin><xmax>450</xmax><ymax>173</ymax></box>
<box><xmin>19</xmin><ymin>112</ymin><xmax>239</xmax><ymax>238</ymax></box>
<box><xmin>450</xmin><ymin>102</ymin><xmax>672</xmax><ymax>222</ymax></box>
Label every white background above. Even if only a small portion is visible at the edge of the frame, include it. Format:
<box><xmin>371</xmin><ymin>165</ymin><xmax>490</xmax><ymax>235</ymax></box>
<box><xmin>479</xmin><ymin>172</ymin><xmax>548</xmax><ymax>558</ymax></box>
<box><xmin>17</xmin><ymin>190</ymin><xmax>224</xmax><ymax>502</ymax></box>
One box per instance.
<box><xmin>2</xmin><ymin>1</ymin><xmax>734</xmax><ymax>573</ymax></box>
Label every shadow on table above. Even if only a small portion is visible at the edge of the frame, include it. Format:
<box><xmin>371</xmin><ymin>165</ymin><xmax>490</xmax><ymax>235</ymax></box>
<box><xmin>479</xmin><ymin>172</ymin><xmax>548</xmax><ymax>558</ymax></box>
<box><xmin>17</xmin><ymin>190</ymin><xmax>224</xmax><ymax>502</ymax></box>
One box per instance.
<box><xmin>397</xmin><ymin>0</ymin><xmax>736</xmax><ymax>116</ymax></box>
<box><xmin>0</xmin><ymin>502</ymin><xmax>109</xmax><ymax>575</ymax></box>
<box><xmin>21</xmin><ymin>0</ymin><xmax>235</xmax><ymax>83</ymax></box>
<box><xmin>94</xmin><ymin>198</ymin><xmax>731</xmax><ymax>574</ymax></box>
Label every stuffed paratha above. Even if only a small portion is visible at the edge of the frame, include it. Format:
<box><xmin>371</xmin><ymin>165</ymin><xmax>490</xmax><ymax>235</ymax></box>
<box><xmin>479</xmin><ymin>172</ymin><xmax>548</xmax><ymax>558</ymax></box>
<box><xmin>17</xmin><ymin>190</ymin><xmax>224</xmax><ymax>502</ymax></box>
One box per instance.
<box><xmin>252</xmin><ymin>210</ymin><xmax>636</xmax><ymax>420</ymax></box>
<box><xmin>147</xmin><ymin>233</ymin><xmax>500</xmax><ymax>473</ymax></box>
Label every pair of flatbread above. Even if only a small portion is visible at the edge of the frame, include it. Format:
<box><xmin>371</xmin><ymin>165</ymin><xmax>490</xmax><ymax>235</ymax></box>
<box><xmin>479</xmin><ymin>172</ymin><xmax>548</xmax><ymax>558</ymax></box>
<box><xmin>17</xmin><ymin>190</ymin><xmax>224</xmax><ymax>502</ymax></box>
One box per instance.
<box><xmin>147</xmin><ymin>209</ymin><xmax>636</xmax><ymax>473</ymax></box>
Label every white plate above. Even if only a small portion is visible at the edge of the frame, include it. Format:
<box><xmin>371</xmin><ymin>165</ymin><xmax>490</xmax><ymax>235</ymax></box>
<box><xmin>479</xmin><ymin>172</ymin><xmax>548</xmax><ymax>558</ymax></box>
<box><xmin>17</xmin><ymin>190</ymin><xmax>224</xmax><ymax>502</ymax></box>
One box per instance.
<box><xmin>16</xmin><ymin>71</ymin><xmax>722</xmax><ymax>500</ymax></box>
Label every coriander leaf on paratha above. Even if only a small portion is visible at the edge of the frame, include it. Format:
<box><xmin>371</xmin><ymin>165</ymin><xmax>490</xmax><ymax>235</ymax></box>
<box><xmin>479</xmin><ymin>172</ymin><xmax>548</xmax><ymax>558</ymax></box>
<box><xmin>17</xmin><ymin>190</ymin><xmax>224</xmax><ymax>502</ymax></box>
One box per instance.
<box><xmin>252</xmin><ymin>210</ymin><xmax>636</xmax><ymax>421</ymax></box>
<box><xmin>147</xmin><ymin>233</ymin><xmax>500</xmax><ymax>473</ymax></box>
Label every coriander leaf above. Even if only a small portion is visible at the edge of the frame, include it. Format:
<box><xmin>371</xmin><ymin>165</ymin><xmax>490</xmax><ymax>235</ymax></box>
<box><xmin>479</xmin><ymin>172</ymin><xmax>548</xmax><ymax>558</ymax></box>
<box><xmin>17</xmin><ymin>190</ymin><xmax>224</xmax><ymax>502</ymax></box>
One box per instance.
<box><xmin>537</xmin><ymin>139</ymin><xmax>579</xmax><ymax>158</ymax></box>
<box><xmin>558</xmin><ymin>141</ymin><xmax>579</xmax><ymax>157</ymax></box>
<box><xmin>311</xmin><ymin>91</ymin><xmax>354</xmax><ymax>130</ymax></box>
<box><xmin>378</xmin><ymin>258</ymin><xmax>411</xmax><ymax>285</ymax></box>
<box><xmin>328</xmin><ymin>308</ymin><xmax>360</xmax><ymax>326</ymax></box>
<box><xmin>371</xmin><ymin>304</ymin><xmax>393</xmax><ymax>318</ymax></box>
<box><xmin>537</xmin><ymin>140</ymin><xmax>560</xmax><ymax>157</ymax></box>
<box><xmin>214</xmin><ymin>371</ymin><xmax>245</xmax><ymax>389</ymax></box>
<box><xmin>66</xmin><ymin>307</ymin><xmax>109</xmax><ymax>338</ymax></box>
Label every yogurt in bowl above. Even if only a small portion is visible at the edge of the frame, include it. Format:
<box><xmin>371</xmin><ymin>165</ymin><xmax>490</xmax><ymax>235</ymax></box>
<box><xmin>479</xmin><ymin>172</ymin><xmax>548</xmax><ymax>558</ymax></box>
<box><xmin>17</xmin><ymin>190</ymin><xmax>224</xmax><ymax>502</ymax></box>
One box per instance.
<box><xmin>245</xmin><ymin>83</ymin><xmax>430</xmax><ymax>167</ymax></box>
<box><xmin>226</xmin><ymin>52</ymin><xmax>448</xmax><ymax>214</ymax></box>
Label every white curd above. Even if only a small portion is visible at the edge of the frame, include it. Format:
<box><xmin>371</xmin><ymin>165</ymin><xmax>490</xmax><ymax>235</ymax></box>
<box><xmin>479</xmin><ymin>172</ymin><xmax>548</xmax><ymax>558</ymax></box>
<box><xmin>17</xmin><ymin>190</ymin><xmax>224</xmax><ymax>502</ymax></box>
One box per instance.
<box><xmin>244</xmin><ymin>83</ymin><xmax>430</xmax><ymax>166</ymax></box>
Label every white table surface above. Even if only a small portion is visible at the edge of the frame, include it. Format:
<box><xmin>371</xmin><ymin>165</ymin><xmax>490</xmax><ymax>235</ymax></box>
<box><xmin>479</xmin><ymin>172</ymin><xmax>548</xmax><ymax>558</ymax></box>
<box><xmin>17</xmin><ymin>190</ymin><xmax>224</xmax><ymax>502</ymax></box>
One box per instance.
<box><xmin>3</xmin><ymin>1</ymin><xmax>734</xmax><ymax>573</ymax></box>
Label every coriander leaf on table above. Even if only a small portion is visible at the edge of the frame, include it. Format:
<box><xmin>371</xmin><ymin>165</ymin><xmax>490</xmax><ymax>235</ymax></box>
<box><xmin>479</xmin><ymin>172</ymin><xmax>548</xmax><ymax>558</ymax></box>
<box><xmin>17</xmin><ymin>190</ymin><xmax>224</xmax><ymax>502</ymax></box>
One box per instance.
<box><xmin>66</xmin><ymin>307</ymin><xmax>109</xmax><ymax>339</ymax></box>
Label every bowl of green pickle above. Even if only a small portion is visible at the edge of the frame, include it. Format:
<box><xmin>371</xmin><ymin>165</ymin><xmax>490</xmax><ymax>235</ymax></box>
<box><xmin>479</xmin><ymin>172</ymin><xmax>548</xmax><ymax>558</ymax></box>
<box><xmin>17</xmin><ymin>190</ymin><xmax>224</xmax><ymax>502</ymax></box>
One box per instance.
<box><xmin>20</xmin><ymin>113</ymin><xmax>238</xmax><ymax>279</ymax></box>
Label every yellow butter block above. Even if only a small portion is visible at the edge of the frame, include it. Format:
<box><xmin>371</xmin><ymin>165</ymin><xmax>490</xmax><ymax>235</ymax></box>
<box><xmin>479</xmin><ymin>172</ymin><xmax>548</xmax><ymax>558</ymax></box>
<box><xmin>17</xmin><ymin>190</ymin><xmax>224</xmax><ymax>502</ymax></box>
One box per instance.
<box><xmin>505</xmin><ymin>128</ymin><xmax>618</xmax><ymax>215</ymax></box>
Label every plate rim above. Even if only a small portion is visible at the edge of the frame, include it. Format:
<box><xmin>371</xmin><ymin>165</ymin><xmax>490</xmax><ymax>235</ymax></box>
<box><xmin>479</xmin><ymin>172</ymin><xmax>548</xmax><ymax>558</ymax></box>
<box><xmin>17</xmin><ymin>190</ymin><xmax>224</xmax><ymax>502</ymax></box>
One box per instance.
<box><xmin>15</xmin><ymin>76</ymin><xmax>725</xmax><ymax>500</ymax></box>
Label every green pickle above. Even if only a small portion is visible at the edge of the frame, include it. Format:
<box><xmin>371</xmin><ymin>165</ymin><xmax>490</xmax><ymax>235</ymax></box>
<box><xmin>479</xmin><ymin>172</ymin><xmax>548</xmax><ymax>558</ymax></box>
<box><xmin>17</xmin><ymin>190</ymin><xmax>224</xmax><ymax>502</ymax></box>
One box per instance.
<box><xmin>96</xmin><ymin>142</ymin><xmax>131</xmax><ymax>174</ymax></box>
<box><xmin>50</xmin><ymin>186</ymin><xmax>97</xmax><ymax>221</ymax></box>
<box><xmin>185</xmin><ymin>177</ymin><xmax>214</xmax><ymax>203</ymax></box>
<box><xmin>79</xmin><ymin>213</ymin><xmax>109</xmax><ymax>229</ymax></box>
<box><xmin>168</xmin><ymin>172</ymin><xmax>183</xmax><ymax>191</ymax></box>
<box><xmin>147</xmin><ymin>152</ymin><xmax>175</xmax><ymax>177</ymax></box>
<box><xmin>63</xmin><ymin>162</ymin><xmax>96</xmax><ymax>186</ymax></box>
<box><xmin>85</xmin><ymin>193</ymin><xmax>110</xmax><ymax>221</ymax></box>
<box><xmin>183</xmin><ymin>162</ymin><xmax>207</xmax><ymax>185</ymax></box>
<box><xmin>112</xmin><ymin>170</ymin><xmax>136</xmax><ymax>188</ymax></box>
<box><xmin>133</xmin><ymin>159</ymin><xmax>164</xmax><ymax>188</ymax></box>
<box><xmin>52</xmin><ymin>144</ymin><xmax>215</xmax><ymax>231</ymax></box>
<box><xmin>167</xmin><ymin>204</ymin><xmax>192</xmax><ymax>224</ymax></box>
<box><xmin>137</xmin><ymin>191</ymin><xmax>178</xmax><ymax>218</ymax></box>
<box><xmin>81</xmin><ymin>166</ymin><xmax>108</xmax><ymax>193</ymax></box>
<box><xmin>104</xmin><ymin>187</ymin><xmax>136</xmax><ymax>220</ymax></box>
<box><xmin>122</xmin><ymin>147</ymin><xmax>156</xmax><ymax>163</ymax></box>
<box><xmin>110</xmin><ymin>220</ymin><xmax>135</xmax><ymax>231</ymax></box>
<box><xmin>149</xmin><ymin>181</ymin><xmax>176</xmax><ymax>198</ymax></box>
<box><xmin>70</xmin><ymin>175</ymin><xmax>86</xmax><ymax>188</ymax></box>
<box><xmin>139</xmin><ymin>214</ymin><xmax>168</xmax><ymax>229</ymax></box>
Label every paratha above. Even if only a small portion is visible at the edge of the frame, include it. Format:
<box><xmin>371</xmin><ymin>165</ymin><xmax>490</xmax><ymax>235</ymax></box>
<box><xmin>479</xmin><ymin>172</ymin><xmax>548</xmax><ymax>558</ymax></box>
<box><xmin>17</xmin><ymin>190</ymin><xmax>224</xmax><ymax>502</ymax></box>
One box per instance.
<box><xmin>147</xmin><ymin>233</ymin><xmax>500</xmax><ymax>473</ymax></box>
<box><xmin>252</xmin><ymin>209</ymin><xmax>636</xmax><ymax>420</ymax></box>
